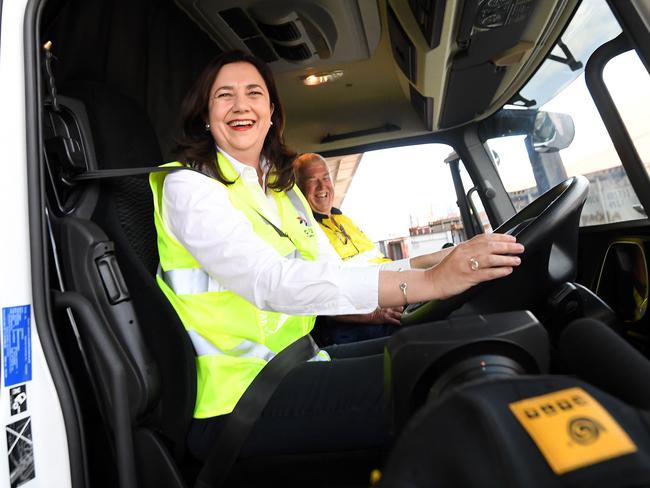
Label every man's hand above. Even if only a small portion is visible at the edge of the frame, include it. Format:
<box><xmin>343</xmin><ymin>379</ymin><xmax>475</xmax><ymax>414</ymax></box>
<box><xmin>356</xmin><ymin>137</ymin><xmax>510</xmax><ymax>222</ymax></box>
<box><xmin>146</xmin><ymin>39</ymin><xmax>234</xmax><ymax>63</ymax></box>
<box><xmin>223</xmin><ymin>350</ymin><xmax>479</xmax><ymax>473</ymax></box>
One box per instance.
<box><xmin>367</xmin><ymin>306</ymin><xmax>403</xmax><ymax>325</ymax></box>
<box><xmin>335</xmin><ymin>306</ymin><xmax>403</xmax><ymax>325</ymax></box>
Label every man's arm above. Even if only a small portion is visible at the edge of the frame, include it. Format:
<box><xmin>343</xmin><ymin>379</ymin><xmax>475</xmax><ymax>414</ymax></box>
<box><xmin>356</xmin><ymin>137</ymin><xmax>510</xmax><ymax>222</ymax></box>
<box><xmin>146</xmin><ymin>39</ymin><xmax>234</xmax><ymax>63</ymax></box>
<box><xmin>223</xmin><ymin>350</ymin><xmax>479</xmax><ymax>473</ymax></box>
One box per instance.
<box><xmin>409</xmin><ymin>246</ymin><xmax>455</xmax><ymax>269</ymax></box>
<box><xmin>333</xmin><ymin>307</ymin><xmax>403</xmax><ymax>325</ymax></box>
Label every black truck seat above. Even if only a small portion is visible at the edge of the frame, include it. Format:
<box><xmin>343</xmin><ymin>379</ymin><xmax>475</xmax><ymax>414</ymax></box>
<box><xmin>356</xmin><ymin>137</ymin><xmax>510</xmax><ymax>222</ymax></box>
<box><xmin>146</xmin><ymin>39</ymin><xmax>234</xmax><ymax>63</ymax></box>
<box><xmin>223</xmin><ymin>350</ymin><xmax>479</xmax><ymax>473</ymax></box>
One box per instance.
<box><xmin>46</xmin><ymin>81</ymin><xmax>196</xmax><ymax>488</ymax></box>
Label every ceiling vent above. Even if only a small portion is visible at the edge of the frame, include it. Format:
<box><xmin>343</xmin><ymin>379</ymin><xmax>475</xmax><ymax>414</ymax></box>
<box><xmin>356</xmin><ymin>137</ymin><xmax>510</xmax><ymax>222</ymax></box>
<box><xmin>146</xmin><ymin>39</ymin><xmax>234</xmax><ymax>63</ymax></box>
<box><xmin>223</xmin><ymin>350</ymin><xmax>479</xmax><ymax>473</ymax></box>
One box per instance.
<box><xmin>175</xmin><ymin>0</ymin><xmax>381</xmax><ymax>72</ymax></box>
<box><xmin>250</xmin><ymin>4</ymin><xmax>337</xmax><ymax>62</ymax></box>
<box><xmin>214</xmin><ymin>5</ymin><xmax>336</xmax><ymax>64</ymax></box>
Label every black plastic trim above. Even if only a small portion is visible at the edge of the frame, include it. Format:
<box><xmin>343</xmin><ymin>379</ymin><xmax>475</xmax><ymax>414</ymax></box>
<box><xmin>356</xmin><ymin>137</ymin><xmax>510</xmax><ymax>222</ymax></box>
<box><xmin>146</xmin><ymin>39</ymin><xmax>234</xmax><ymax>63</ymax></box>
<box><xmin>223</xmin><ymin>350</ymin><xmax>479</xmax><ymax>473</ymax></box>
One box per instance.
<box><xmin>321</xmin><ymin>123</ymin><xmax>400</xmax><ymax>144</ymax></box>
<box><xmin>409</xmin><ymin>0</ymin><xmax>445</xmax><ymax>49</ymax></box>
<box><xmin>607</xmin><ymin>0</ymin><xmax>650</xmax><ymax>75</ymax></box>
<box><xmin>24</xmin><ymin>0</ymin><xmax>88</xmax><ymax>487</ymax></box>
<box><xmin>319</xmin><ymin>128</ymin><xmax>452</xmax><ymax>158</ymax></box>
<box><xmin>409</xmin><ymin>85</ymin><xmax>433</xmax><ymax>131</ymax></box>
<box><xmin>0</xmin><ymin>0</ymin><xmax>4</xmax><ymax>59</ymax></box>
<box><xmin>579</xmin><ymin>218</ymin><xmax>650</xmax><ymax>235</ymax></box>
<box><xmin>53</xmin><ymin>291</ymin><xmax>137</xmax><ymax>488</ymax></box>
<box><xmin>388</xmin><ymin>5</ymin><xmax>417</xmax><ymax>83</ymax></box>
<box><xmin>585</xmin><ymin>33</ymin><xmax>650</xmax><ymax>220</ymax></box>
<box><xmin>448</xmin><ymin>158</ymin><xmax>477</xmax><ymax>239</ymax></box>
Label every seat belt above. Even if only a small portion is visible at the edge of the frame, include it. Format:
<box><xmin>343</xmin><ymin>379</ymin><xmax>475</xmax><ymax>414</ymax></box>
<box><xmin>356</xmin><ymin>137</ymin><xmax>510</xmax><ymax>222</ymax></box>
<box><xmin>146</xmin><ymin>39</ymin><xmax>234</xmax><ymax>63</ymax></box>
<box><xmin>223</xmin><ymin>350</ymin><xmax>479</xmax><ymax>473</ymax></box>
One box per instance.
<box><xmin>69</xmin><ymin>165</ymin><xmax>182</xmax><ymax>181</ymax></box>
<box><xmin>195</xmin><ymin>334</ymin><xmax>319</xmax><ymax>488</ymax></box>
<box><xmin>69</xmin><ymin>165</ymin><xmax>322</xmax><ymax>487</ymax></box>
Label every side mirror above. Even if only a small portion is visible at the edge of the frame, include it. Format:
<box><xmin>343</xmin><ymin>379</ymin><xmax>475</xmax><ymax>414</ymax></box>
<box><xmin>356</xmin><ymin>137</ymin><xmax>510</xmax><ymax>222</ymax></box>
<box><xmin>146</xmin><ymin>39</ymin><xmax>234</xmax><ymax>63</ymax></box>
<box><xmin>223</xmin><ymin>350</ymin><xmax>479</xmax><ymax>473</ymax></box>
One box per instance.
<box><xmin>531</xmin><ymin>111</ymin><xmax>575</xmax><ymax>152</ymax></box>
<box><xmin>596</xmin><ymin>241</ymin><xmax>648</xmax><ymax>323</ymax></box>
<box><xmin>479</xmin><ymin>108</ymin><xmax>576</xmax><ymax>152</ymax></box>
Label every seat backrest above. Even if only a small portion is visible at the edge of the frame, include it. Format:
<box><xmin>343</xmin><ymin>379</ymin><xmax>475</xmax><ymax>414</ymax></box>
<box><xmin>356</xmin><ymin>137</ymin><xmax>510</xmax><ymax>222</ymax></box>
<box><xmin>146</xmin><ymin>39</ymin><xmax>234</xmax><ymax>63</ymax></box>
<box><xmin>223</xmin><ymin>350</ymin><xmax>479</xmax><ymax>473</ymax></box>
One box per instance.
<box><xmin>46</xmin><ymin>81</ymin><xmax>197</xmax><ymax>487</ymax></box>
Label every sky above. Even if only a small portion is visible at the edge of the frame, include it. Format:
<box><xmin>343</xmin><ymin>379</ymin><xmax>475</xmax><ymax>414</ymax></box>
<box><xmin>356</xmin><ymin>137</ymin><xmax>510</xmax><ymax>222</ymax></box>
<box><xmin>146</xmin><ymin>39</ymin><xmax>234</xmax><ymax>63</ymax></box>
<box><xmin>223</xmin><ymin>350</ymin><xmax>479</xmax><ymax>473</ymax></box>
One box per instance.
<box><xmin>341</xmin><ymin>50</ymin><xmax>650</xmax><ymax>242</ymax></box>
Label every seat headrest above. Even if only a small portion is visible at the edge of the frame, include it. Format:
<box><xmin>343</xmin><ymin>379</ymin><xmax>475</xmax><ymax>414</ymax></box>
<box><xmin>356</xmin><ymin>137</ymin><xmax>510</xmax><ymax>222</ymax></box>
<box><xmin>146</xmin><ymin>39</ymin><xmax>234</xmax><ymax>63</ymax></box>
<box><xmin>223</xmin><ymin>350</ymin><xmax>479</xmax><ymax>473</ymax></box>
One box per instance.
<box><xmin>60</xmin><ymin>81</ymin><xmax>162</xmax><ymax>169</ymax></box>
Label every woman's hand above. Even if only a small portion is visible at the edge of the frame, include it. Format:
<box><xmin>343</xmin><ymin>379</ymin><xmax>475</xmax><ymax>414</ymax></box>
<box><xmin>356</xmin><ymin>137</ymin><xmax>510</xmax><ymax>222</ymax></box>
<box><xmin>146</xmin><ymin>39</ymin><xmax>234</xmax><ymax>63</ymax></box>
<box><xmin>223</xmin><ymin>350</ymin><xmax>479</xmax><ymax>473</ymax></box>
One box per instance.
<box><xmin>425</xmin><ymin>233</ymin><xmax>524</xmax><ymax>300</ymax></box>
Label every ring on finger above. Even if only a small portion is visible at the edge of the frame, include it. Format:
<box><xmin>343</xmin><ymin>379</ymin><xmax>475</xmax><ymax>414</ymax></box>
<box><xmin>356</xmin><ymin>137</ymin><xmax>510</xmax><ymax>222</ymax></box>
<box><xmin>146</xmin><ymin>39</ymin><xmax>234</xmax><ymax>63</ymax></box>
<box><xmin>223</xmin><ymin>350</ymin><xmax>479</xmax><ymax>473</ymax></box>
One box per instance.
<box><xmin>469</xmin><ymin>256</ymin><xmax>480</xmax><ymax>271</ymax></box>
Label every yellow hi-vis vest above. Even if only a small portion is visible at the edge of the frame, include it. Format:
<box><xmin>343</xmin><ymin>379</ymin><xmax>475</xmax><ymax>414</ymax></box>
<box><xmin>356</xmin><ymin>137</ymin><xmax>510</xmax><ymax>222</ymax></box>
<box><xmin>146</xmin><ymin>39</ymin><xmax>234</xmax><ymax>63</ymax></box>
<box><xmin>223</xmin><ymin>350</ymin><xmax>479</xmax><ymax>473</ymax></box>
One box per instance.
<box><xmin>317</xmin><ymin>211</ymin><xmax>391</xmax><ymax>264</ymax></box>
<box><xmin>150</xmin><ymin>155</ymin><xmax>328</xmax><ymax>418</ymax></box>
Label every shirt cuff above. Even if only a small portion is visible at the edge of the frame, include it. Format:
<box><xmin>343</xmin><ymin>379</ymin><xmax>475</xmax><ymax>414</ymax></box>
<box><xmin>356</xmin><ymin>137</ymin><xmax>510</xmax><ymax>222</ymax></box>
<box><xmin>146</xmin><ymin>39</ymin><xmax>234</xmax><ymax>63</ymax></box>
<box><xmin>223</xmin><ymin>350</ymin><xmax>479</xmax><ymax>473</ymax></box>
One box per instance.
<box><xmin>379</xmin><ymin>258</ymin><xmax>411</xmax><ymax>271</ymax></box>
<box><xmin>338</xmin><ymin>264</ymin><xmax>379</xmax><ymax>312</ymax></box>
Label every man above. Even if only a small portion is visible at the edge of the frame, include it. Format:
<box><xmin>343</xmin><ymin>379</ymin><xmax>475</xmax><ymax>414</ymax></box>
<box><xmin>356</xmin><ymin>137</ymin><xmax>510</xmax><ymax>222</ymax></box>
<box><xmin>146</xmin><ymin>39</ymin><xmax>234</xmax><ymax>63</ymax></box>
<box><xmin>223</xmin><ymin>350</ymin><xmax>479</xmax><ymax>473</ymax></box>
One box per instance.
<box><xmin>295</xmin><ymin>153</ymin><xmax>460</xmax><ymax>344</ymax></box>
<box><xmin>294</xmin><ymin>152</ymin><xmax>406</xmax><ymax>344</ymax></box>
<box><xmin>295</xmin><ymin>152</ymin><xmax>392</xmax><ymax>265</ymax></box>
<box><xmin>294</xmin><ymin>153</ymin><xmax>454</xmax><ymax>269</ymax></box>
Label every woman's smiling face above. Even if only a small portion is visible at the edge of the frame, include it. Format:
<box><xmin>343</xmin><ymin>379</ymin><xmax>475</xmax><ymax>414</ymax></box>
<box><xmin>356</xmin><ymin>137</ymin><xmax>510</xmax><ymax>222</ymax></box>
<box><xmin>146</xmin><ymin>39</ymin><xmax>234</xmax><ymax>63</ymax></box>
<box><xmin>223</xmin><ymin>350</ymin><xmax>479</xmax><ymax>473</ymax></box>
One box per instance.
<box><xmin>207</xmin><ymin>61</ymin><xmax>274</xmax><ymax>165</ymax></box>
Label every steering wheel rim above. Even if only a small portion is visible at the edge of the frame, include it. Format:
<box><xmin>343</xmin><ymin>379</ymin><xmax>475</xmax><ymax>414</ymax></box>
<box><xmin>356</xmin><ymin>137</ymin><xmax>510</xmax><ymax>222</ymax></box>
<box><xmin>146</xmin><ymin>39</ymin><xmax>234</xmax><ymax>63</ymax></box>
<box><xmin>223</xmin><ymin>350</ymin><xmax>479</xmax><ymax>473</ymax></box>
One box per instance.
<box><xmin>401</xmin><ymin>176</ymin><xmax>590</xmax><ymax>325</ymax></box>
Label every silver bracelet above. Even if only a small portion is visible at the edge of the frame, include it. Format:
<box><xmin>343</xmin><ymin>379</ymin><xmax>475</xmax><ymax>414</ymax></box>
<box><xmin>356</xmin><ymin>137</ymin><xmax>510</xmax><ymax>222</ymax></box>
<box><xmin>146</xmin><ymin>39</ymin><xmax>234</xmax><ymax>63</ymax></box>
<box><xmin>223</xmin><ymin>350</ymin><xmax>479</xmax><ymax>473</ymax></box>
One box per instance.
<box><xmin>399</xmin><ymin>281</ymin><xmax>408</xmax><ymax>305</ymax></box>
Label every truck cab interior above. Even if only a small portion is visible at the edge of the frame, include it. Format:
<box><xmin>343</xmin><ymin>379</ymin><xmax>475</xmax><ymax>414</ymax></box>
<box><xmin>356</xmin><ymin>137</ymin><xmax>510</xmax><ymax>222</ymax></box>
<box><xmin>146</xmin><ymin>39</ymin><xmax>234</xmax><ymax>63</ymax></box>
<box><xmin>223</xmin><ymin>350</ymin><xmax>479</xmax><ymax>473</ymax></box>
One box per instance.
<box><xmin>22</xmin><ymin>0</ymin><xmax>650</xmax><ymax>486</ymax></box>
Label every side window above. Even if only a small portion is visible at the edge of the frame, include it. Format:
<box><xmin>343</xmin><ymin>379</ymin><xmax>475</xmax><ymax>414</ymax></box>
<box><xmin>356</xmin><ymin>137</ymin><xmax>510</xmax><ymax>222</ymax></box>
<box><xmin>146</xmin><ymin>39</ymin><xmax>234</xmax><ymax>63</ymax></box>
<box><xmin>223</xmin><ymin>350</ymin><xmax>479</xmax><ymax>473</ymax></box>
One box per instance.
<box><xmin>336</xmin><ymin>144</ymin><xmax>466</xmax><ymax>260</ymax></box>
<box><xmin>604</xmin><ymin>51</ymin><xmax>650</xmax><ymax>186</ymax></box>
<box><xmin>486</xmin><ymin>61</ymin><xmax>643</xmax><ymax>226</ymax></box>
<box><xmin>484</xmin><ymin>1</ymin><xmax>646</xmax><ymax>227</ymax></box>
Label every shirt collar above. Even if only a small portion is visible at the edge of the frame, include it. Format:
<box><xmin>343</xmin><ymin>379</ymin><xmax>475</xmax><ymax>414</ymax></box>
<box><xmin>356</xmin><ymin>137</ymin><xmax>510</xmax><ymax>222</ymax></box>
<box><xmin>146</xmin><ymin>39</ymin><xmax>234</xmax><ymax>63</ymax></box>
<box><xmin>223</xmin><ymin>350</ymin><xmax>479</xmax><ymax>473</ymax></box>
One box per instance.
<box><xmin>313</xmin><ymin>207</ymin><xmax>342</xmax><ymax>223</ymax></box>
<box><xmin>217</xmin><ymin>146</ymin><xmax>269</xmax><ymax>179</ymax></box>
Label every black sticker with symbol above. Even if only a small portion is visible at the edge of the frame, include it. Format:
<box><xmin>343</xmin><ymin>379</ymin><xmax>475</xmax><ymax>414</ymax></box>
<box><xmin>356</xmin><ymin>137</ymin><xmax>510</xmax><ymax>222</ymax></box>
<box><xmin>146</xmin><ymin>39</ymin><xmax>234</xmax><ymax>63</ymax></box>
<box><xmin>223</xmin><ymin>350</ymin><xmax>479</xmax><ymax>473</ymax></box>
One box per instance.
<box><xmin>9</xmin><ymin>385</ymin><xmax>27</xmax><ymax>416</ymax></box>
<box><xmin>6</xmin><ymin>417</ymin><xmax>35</xmax><ymax>487</ymax></box>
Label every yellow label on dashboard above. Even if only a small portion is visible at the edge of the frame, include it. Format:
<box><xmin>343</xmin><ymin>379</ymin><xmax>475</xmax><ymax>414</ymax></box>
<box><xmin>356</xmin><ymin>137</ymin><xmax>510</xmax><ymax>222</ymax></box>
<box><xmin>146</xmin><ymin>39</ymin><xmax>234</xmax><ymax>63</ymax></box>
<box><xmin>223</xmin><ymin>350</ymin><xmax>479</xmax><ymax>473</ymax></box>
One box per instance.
<box><xmin>509</xmin><ymin>387</ymin><xmax>637</xmax><ymax>474</ymax></box>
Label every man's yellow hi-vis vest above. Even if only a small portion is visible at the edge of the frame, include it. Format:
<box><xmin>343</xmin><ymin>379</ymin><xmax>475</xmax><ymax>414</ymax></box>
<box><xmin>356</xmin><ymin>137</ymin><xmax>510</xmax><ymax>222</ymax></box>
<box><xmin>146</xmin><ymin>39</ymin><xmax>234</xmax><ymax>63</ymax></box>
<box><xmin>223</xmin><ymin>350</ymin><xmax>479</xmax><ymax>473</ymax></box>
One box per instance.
<box><xmin>317</xmin><ymin>210</ymin><xmax>391</xmax><ymax>263</ymax></box>
<box><xmin>150</xmin><ymin>155</ymin><xmax>328</xmax><ymax>418</ymax></box>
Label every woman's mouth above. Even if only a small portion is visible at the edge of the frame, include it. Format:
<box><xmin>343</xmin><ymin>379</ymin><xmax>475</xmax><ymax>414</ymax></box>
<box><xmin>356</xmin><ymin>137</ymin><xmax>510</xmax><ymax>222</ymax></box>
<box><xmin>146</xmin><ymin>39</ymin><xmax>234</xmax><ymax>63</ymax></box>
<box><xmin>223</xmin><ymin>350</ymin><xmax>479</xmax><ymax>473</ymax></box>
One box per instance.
<box><xmin>228</xmin><ymin>119</ymin><xmax>255</xmax><ymax>130</ymax></box>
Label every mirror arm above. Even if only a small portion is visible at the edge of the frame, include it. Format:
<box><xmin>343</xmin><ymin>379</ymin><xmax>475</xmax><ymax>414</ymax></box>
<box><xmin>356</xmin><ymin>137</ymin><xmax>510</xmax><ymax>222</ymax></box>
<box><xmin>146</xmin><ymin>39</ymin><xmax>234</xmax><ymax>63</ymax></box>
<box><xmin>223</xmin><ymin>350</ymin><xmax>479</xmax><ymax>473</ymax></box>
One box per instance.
<box><xmin>548</xmin><ymin>39</ymin><xmax>584</xmax><ymax>71</ymax></box>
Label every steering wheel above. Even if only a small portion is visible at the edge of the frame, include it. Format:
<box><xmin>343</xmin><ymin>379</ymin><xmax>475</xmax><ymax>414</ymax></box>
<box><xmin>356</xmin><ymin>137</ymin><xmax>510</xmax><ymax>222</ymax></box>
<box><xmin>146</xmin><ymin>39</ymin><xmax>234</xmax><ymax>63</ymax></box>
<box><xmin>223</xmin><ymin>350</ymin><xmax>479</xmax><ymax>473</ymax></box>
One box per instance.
<box><xmin>401</xmin><ymin>176</ymin><xmax>590</xmax><ymax>325</ymax></box>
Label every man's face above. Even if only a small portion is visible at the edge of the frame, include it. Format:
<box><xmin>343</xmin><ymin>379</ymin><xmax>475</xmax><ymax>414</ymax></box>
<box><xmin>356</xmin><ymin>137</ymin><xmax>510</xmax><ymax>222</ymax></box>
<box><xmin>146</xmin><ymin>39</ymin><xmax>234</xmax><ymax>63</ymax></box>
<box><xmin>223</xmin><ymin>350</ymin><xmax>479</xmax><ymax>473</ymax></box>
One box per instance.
<box><xmin>301</xmin><ymin>160</ymin><xmax>335</xmax><ymax>215</ymax></box>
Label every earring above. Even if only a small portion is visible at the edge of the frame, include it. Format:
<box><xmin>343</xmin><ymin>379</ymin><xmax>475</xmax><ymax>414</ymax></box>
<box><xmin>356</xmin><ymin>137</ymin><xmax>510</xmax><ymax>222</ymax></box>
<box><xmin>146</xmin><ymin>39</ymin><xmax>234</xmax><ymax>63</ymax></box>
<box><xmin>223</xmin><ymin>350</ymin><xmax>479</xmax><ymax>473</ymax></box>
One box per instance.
<box><xmin>270</xmin><ymin>121</ymin><xmax>273</xmax><ymax>126</ymax></box>
<box><xmin>205</xmin><ymin>123</ymin><xmax>211</xmax><ymax>130</ymax></box>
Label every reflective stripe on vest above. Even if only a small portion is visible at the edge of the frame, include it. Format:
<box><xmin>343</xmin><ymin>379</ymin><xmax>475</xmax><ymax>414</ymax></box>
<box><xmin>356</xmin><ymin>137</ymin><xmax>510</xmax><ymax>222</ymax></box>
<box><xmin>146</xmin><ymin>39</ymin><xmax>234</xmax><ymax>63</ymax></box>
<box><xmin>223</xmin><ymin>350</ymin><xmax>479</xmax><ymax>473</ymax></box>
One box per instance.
<box><xmin>187</xmin><ymin>329</ymin><xmax>328</xmax><ymax>362</ymax></box>
<box><xmin>158</xmin><ymin>245</ymin><xmax>300</xmax><ymax>296</ymax></box>
<box><xmin>287</xmin><ymin>188</ymin><xmax>312</xmax><ymax>226</ymax></box>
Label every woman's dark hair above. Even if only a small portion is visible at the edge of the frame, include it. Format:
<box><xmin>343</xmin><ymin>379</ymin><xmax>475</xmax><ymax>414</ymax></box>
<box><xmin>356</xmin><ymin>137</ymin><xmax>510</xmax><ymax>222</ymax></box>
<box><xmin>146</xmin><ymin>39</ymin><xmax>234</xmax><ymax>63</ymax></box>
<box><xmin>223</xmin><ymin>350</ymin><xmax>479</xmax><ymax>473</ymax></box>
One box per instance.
<box><xmin>174</xmin><ymin>50</ymin><xmax>297</xmax><ymax>191</ymax></box>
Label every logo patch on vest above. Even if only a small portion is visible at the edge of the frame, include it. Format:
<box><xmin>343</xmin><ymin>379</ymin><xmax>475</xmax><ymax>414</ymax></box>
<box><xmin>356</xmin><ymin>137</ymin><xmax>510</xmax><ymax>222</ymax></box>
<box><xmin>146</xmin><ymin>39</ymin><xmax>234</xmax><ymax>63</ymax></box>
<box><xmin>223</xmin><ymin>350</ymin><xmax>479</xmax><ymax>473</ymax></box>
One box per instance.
<box><xmin>296</xmin><ymin>215</ymin><xmax>309</xmax><ymax>226</ymax></box>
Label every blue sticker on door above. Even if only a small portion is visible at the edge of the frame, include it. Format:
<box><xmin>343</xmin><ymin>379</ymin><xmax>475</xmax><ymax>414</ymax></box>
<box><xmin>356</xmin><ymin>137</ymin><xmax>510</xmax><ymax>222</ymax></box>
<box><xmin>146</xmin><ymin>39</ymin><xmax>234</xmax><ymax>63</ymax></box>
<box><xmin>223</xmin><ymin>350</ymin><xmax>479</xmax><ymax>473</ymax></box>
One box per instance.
<box><xmin>3</xmin><ymin>306</ymin><xmax>32</xmax><ymax>387</ymax></box>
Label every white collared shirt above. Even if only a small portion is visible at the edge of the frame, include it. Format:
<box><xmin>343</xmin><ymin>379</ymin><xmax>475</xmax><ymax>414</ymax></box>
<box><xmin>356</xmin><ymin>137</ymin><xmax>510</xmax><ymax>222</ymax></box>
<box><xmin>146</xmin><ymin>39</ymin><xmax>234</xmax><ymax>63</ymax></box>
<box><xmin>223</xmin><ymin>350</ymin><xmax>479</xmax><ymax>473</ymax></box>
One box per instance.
<box><xmin>161</xmin><ymin>149</ymin><xmax>380</xmax><ymax>315</ymax></box>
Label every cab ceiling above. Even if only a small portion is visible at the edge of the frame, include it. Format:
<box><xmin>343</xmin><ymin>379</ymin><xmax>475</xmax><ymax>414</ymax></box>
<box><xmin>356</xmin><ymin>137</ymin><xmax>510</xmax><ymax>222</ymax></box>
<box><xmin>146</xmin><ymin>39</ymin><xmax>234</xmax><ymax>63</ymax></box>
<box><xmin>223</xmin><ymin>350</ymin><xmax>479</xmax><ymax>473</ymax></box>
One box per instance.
<box><xmin>176</xmin><ymin>0</ymin><xmax>579</xmax><ymax>154</ymax></box>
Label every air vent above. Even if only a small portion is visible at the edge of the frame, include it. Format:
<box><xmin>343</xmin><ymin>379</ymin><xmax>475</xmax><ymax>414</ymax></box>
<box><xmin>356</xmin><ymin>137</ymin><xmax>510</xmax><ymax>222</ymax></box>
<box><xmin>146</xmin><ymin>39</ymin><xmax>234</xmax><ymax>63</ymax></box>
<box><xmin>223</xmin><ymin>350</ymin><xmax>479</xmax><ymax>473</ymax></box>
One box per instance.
<box><xmin>257</xmin><ymin>21</ymin><xmax>301</xmax><ymax>42</ymax></box>
<box><xmin>272</xmin><ymin>43</ymin><xmax>312</xmax><ymax>62</ymax></box>
<box><xmin>219</xmin><ymin>8</ymin><xmax>260</xmax><ymax>39</ymax></box>
<box><xmin>409</xmin><ymin>0</ymin><xmax>445</xmax><ymax>49</ymax></box>
<box><xmin>176</xmin><ymin>0</ymin><xmax>382</xmax><ymax>72</ymax></box>
<box><xmin>388</xmin><ymin>6</ymin><xmax>417</xmax><ymax>83</ymax></box>
<box><xmin>244</xmin><ymin>37</ymin><xmax>279</xmax><ymax>63</ymax></box>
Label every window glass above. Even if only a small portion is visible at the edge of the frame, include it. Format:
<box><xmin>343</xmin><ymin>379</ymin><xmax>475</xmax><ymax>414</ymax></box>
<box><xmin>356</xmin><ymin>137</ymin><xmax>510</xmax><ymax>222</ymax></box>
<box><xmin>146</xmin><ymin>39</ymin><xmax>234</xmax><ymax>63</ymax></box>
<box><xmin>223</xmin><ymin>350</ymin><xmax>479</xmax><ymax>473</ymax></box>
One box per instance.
<box><xmin>604</xmin><ymin>51</ymin><xmax>650</xmax><ymax>186</ymax></box>
<box><xmin>337</xmin><ymin>144</ymin><xmax>465</xmax><ymax>260</ymax></box>
<box><xmin>485</xmin><ymin>0</ymin><xmax>644</xmax><ymax>226</ymax></box>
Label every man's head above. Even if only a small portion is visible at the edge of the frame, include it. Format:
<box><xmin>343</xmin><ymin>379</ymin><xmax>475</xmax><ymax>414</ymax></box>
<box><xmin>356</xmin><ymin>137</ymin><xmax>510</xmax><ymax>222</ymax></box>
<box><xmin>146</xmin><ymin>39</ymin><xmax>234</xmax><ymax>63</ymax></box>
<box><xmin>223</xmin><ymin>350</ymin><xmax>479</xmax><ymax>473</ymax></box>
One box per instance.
<box><xmin>294</xmin><ymin>152</ymin><xmax>335</xmax><ymax>215</ymax></box>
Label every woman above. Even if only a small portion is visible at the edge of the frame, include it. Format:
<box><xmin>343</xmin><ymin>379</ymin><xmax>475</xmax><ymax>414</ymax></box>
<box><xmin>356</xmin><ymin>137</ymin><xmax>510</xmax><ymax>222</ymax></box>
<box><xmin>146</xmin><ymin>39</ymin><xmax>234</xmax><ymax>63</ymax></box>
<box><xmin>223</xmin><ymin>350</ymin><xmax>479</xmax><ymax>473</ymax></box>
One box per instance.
<box><xmin>150</xmin><ymin>50</ymin><xmax>524</xmax><ymax>461</ymax></box>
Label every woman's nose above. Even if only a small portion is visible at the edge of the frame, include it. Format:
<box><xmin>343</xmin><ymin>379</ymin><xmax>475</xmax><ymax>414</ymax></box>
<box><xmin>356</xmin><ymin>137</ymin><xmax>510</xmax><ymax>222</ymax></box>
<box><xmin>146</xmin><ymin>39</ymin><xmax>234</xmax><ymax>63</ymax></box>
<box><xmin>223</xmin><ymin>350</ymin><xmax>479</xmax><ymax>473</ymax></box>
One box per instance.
<box><xmin>232</xmin><ymin>92</ymin><xmax>249</xmax><ymax>112</ymax></box>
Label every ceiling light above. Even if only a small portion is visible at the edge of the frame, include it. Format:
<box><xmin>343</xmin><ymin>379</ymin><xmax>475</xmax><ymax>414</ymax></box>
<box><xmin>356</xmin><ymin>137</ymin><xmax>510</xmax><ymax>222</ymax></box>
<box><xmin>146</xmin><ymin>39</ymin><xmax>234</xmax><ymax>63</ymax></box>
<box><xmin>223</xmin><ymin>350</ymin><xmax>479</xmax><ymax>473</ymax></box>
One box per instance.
<box><xmin>302</xmin><ymin>70</ymin><xmax>344</xmax><ymax>86</ymax></box>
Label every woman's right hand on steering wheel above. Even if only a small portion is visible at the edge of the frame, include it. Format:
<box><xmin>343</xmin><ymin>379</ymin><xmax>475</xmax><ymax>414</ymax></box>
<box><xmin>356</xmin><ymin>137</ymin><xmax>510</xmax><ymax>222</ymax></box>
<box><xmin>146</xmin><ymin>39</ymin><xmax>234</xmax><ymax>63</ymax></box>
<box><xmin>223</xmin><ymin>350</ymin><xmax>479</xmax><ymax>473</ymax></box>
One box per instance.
<box><xmin>425</xmin><ymin>233</ymin><xmax>525</xmax><ymax>300</ymax></box>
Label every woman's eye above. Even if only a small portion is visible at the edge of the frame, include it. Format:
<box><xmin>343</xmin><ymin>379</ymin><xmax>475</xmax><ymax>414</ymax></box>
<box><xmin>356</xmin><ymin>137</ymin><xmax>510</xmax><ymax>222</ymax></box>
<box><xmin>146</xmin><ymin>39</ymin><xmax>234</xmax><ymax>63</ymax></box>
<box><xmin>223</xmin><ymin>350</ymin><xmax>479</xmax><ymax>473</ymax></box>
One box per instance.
<box><xmin>216</xmin><ymin>92</ymin><xmax>232</xmax><ymax>99</ymax></box>
<box><xmin>249</xmin><ymin>90</ymin><xmax>263</xmax><ymax>96</ymax></box>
